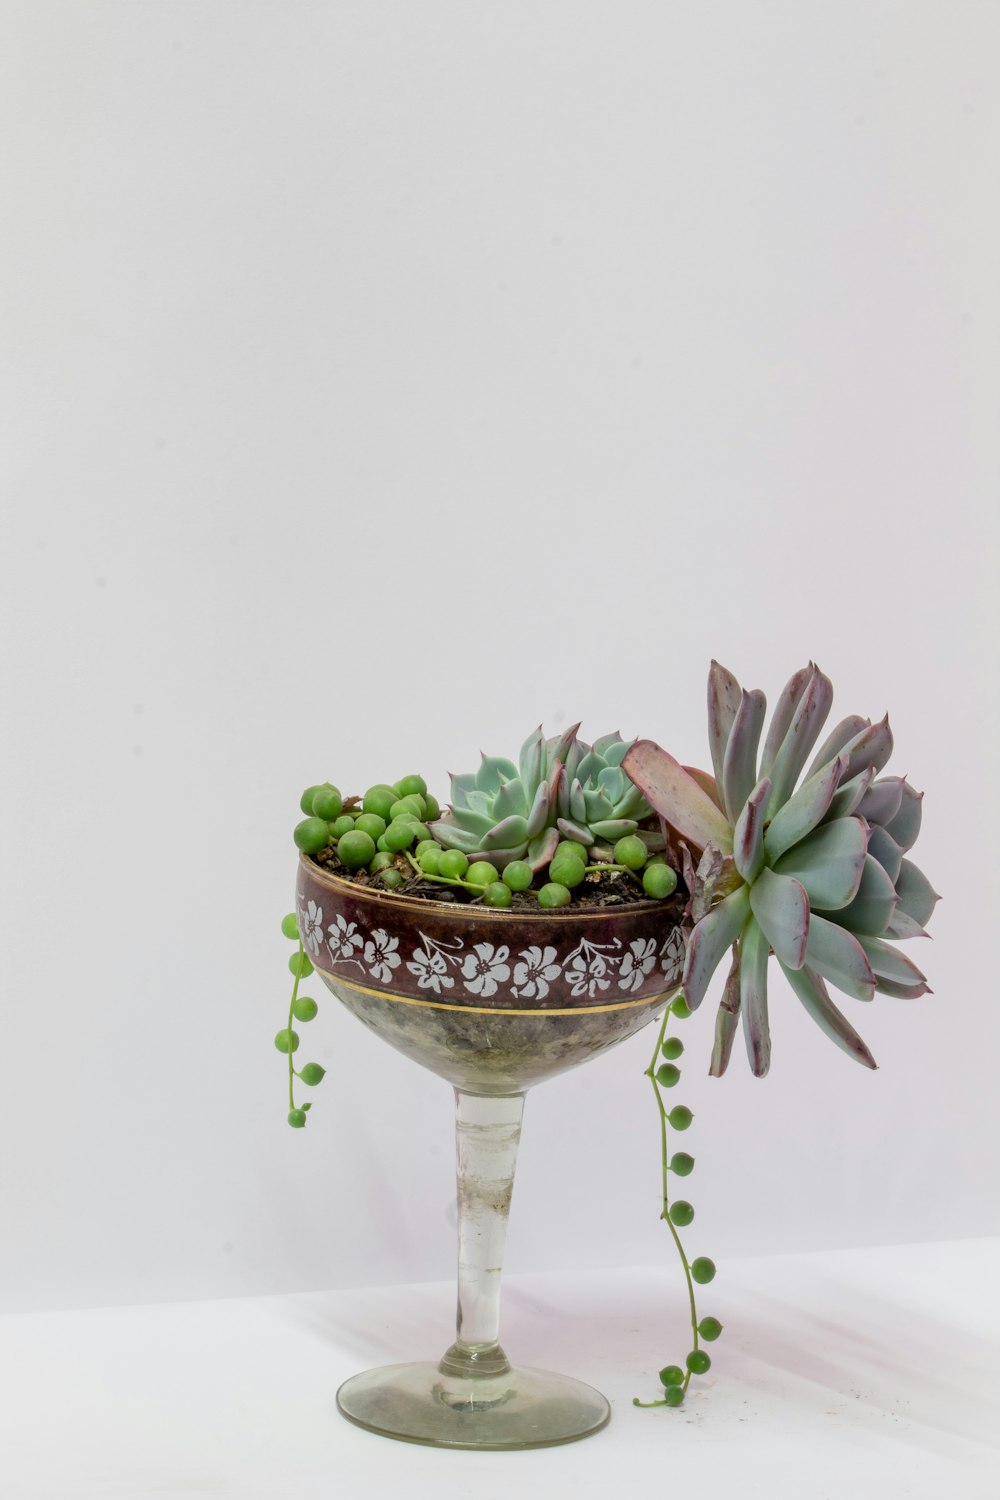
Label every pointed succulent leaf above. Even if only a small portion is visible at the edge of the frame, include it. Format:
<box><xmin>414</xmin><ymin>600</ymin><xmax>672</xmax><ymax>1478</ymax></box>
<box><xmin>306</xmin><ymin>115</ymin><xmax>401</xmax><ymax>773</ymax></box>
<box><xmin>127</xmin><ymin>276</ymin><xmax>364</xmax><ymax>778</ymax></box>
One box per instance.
<box><xmin>547</xmin><ymin>722</ymin><xmax>582</xmax><ymax>773</ymax></box>
<box><xmin>637</xmin><ymin>829</ymin><xmax>667</xmax><ymax>853</ymax></box>
<box><xmin>893</xmin><ymin>858</ymin><xmax>941</xmax><ymax>924</ymax></box>
<box><xmin>833</xmin><ymin>855</ymin><xmax>898</xmax><ymax>937</ymax></box>
<box><xmin>617</xmin><ymin>781</ymin><xmax>651</xmax><ymax>820</ymax></box>
<box><xmin>428</xmin><ymin>821</ymin><xmax>483</xmax><ymax>855</ymax></box>
<box><xmin>855</xmin><ymin>935</ymin><xmax>928</xmax><ymax>989</ymax></box>
<box><xmin>623</xmin><ymin>742</ymin><xmax>734</xmax><ymax>853</ymax></box>
<box><xmin>749</xmin><ymin>866</ymin><xmax>810</xmax><ymax>969</ymax></box>
<box><xmin>598</xmin><ymin>764</ymin><xmax>627</xmax><ymax>805</ymax></box>
<box><xmin>466</xmin><ymin>789</ymin><xmax>492</xmax><ymax>816</ymax></box>
<box><xmin>569</xmin><ymin>776</ymin><xmax>587</xmax><ymax>824</ymax></box>
<box><xmin>590</xmin><ymin>817</ymin><xmax>639</xmax><ymax>839</ymax></box>
<box><xmin>447</xmin><ymin>806</ymin><xmax>497</xmax><ymax>838</ymax></box>
<box><xmin>721</xmin><ymin>688</ymin><xmax>767</xmax><ymax>823</ymax></box>
<box><xmin>557</xmin><ymin>816</ymin><xmax>593</xmax><ymax>844</ymax></box>
<box><xmin>874</xmin><ymin>975</ymin><xmax>932</xmax><ymax>1000</ymax></box>
<box><xmin>759</xmin><ymin>664</ymin><xmax>813</xmax><ymax>776</ymax></box>
<box><xmin>562</xmin><ymin>735</ymin><xmax>587</xmax><ymax>783</ymax></box>
<box><xmin>839</xmin><ymin>715</ymin><xmax>894</xmax><ymax>784</ymax></box>
<box><xmin>763</xmin><ymin>754</ymin><xmax>846</xmax><ymax>864</ymax></box>
<box><xmin>593</xmin><ymin>730</ymin><xmax>624</xmax><ymax>758</ymax></box>
<box><xmin>740</xmin><ymin>917</ymin><xmax>771</xmax><ymax>1077</ymax></box>
<box><xmin>583</xmin><ymin>787</ymin><xmax>613</xmax><ymax>822</ymax></box>
<box><xmin>476</xmin><ymin>756</ymin><xmax>519</xmax><ymax>795</ymax></box>
<box><xmin>492</xmin><ymin>777</ymin><xmax>529</xmax><ymax>822</ymax></box>
<box><xmin>778</xmin><ymin>961</ymin><xmax>877</xmax><ymax>1070</ymax></box>
<box><xmin>803</xmin><ymin>914</ymin><xmax>876</xmax><ymax>1002</ymax></box>
<box><xmin>709</xmin><ymin>948</ymin><xmax>742</xmax><ymax>1078</ymax></box>
<box><xmin>707</xmin><ymin>660</ymin><xmax>744</xmax><ymax>789</ymax></box>
<box><xmin>524</xmin><ymin>779</ymin><xmax>550</xmax><ymax>840</ymax></box>
<box><xmin>682</xmin><ymin>884</ymin><xmax>752</xmax><ymax>1011</ymax></box>
<box><xmin>866</xmin><ymin>824</ymin><xmax>904</xmax><ymax>885</ymax></box>
<box><xmin>482</xmin><ymin>814</ymin><xmax>531</xmax><ymax>851</ymax></box>
<box><xmin>805</xmin><ymin>714</ymin><xmax>871</xmax><ymax>780</ymax></box>
<box><xmin>527</xmin><ymin>826</ymin><xmax>560</xmax><ymax>871</ymax></box>
<box><xmin>469</xmin><ymin>843</ymin><xmax>528</xmax><ymax>870</ymax></box>
<box><xmin>884</xmin><ymin>908</ymin><xmax>930</xmax><ymax>940</ymax></box>
<box><xmin>822</xmin><ymin>764</ymin><xmax>876</xmax><ymax>822</ymax></box>
<box><xmin>733</xmin><ymin>776</ymin><xmax>770</xmax><ymax>883</ymax></box>
<box><xmin>575</xmin><ymin>750</ymin><xmax>604</xmax><ymax>785</ymax></box>
<box><xmin>449</xmin><ymin>771</ymin><xmax>477</xmax><ymax>807</ymax></box>
<box><xmin>518</xmin><ymin>728</ymin><xmax>546</xmax><ymax>801</ymax></box>
<box><xmin>885</xmin><ymin>782</ymin><xmax>923</xmax><ymax>850</ymax></box>
<box><xmin>603</xmin><ymin>739</ymin><xmax>631</xmax><ymax>769</ymax></box>
<box><xmin>773</xmin><ymin>817</ymin><xmax>868</xmax><ymax>912</ymax></box>
<box><xmin>684</xmin><ymin>765</ymin><xmax>725</xmax><ymax>810</ymax></box>
<box><xmin>857</xmin><ymin>776</ymin><xmax>905</xmax><ymax>828</ymax></box>
<box><xmin>764</xmin><ymin>665</ymin><xmax>835</xmax><ymax>814</ymax></box>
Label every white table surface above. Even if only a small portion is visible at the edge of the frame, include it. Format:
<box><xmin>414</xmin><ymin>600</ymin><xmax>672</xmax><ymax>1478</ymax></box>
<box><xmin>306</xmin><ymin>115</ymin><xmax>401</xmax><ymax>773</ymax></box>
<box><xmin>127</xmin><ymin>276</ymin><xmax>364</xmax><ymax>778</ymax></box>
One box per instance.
<box><xmin>2</xmin><ymin>1237</ymin><xmax>997</xmax><ymax>1500</ymax></box>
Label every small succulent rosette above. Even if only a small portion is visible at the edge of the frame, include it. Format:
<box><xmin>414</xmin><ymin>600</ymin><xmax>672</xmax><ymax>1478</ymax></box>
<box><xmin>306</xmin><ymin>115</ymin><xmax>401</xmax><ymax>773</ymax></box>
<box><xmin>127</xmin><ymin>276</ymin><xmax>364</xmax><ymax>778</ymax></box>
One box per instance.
<box><xmin>429</xmin><ymin>725</ymin><xmax>654</xmax><ymax>870</ymax></box>
<box><xmin>624</xmin><ymin>661</ymin><xmax>940</xmax><ymax>1076</ymax></box>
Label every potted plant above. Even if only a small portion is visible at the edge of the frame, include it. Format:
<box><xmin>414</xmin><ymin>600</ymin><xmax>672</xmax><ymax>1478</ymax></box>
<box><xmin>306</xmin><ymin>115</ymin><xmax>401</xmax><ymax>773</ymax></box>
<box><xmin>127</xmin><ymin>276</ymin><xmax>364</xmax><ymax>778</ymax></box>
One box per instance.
<box><xmin>274</xmin><ymin>661</ymin><xmax>938</xmax><ymax>1450</ymax></box>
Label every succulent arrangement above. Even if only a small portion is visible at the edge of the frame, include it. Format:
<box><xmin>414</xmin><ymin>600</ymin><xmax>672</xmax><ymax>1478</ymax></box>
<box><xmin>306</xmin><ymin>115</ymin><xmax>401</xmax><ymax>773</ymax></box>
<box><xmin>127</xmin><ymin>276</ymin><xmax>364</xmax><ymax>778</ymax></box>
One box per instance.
<box><xmin>274</xmin><ymin>660</ymin><xmax>938</xmax><ymax>1416</ymax></box>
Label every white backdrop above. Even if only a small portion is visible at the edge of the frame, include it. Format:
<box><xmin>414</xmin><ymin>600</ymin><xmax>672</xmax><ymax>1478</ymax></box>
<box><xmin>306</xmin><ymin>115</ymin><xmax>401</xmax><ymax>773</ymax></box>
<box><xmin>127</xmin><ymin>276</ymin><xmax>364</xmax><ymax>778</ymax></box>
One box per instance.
<box><xmin>1</xmin><ymin>1</ymin><xmax>997</xmax><ymax>1315</ymax></box>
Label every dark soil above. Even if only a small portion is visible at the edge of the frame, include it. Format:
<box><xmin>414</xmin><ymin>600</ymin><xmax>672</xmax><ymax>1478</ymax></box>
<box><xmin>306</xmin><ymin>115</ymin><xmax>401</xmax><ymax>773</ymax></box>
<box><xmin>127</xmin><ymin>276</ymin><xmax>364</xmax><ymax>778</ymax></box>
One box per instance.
<box><xmin>311</xmin><ymin>844</ymin><xmax>688</xmax><ymax>916</ymax></box>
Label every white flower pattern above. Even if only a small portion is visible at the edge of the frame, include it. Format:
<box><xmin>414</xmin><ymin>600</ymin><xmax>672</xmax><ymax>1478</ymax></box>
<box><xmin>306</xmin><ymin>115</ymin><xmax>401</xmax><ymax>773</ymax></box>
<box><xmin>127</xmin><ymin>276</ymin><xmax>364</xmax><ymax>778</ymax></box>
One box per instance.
<box><xmin>327</xmin><ymin>914</ymin><xmax>364</xmax><ymax>964</ymax></box>
<box><xmin>564</xmin><ymin>951</ymin><xmax>611</xmax><ymax>998</ymax></box>
<box><xmin>299</xmin><ymin>899</ymin><xmax>325</xmax><ymax>954</ymax></box>
<box><xmin>406</xmin><ymin>945</ymin><xmax>455</xmax><ymax>993</ymax></box>
<box><xmin>618</xmin><ymin>938</ymin><xmax>658</xmax><ymax>993</ymax></box>
<box><xmin>460</xmin><ymin>943</ymin><xmax>511</xmax><ymax>998</ymax></box>
<box><xmin>306</xmin><ymin>897</ymin><xmax>682</xmax><ymax>1003</ymax></box>
<box><xmin>659</xmin><ymin>928</ymin><xmax>687</xmax><ymax>987</ymax></box>
<box><xmin>512</xmin><ymin>945</ymin><xmax>562</xmax><ymax>1000</ymax></box>
<box><xmin>364</xmin><ymin>928</ymin><xmax>401</xmax><ymax>984</ymax></box>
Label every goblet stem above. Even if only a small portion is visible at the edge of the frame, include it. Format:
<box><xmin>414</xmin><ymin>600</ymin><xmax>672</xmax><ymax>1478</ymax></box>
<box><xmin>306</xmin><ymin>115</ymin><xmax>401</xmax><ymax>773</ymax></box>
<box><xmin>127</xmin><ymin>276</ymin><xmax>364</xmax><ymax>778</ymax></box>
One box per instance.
<box><xmin>438</xmin><ymin>1089</ymin><xmax>525</xmax><ymax>1379</ymax></box>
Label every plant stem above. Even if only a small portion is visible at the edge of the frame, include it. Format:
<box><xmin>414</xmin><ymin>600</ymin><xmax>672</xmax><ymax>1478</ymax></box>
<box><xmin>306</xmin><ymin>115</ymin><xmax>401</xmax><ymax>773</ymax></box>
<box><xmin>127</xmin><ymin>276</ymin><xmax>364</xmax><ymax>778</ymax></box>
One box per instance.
<box><xmin>403</xmin><ymin>850</ymin><xmax>478</xmax><ymax>892</ymax></box>
<box><xmin>287</xmin><ymin>942</ymin><xmax>303</xmax><ymax>1111</ymax></box>
<box><xmin>632</xmin><ymin>1000</ymin><xmax>700</xmax><ymax>1407</ymax></box>
<box><xmin>583</xmin><ymin>862</ymin><xmax>645</xmax><ymax>887</ymax></box>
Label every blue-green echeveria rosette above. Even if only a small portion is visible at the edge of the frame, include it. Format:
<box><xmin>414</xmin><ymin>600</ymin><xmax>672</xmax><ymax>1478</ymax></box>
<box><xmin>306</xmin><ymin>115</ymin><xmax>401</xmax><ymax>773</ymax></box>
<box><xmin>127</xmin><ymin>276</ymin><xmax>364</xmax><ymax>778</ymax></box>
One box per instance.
<box><xmin>622</xmin><ymin>661</ymin><xmax>940</xmax><ymax>1078</ymax></box>
<box><xmin>428</xmin><ymin>725</ymin><xmax>654</xmax><ymax>871</ymax></box>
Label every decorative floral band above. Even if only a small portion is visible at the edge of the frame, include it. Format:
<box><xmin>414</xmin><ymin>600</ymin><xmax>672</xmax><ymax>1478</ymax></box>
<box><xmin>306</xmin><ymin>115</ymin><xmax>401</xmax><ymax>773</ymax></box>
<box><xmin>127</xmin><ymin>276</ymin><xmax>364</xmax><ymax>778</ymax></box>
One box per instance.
<box><xmin>296</xmin><ymin>881</ymin><xmax>687</xmax><ymax>1011</ymax></box>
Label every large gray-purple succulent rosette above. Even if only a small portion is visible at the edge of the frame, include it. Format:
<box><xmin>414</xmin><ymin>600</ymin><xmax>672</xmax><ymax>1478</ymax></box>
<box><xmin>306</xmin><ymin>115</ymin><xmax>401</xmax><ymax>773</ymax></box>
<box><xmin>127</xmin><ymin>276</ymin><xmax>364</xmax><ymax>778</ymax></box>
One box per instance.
<box><xmin>623</xmin><ymin>661</ymin><xmax>940</xmax><ymax>1078</ymax></box>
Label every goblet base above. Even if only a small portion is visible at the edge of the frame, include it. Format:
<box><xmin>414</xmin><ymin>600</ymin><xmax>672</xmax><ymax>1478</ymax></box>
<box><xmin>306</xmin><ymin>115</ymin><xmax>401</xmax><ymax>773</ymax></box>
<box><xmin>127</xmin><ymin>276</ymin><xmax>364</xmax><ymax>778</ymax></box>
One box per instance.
<box><xmin>336</xmin><ymin>1356</ymin><xmax>611</xmax><ymax>1450</ymax></box>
